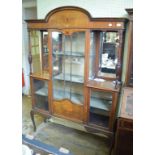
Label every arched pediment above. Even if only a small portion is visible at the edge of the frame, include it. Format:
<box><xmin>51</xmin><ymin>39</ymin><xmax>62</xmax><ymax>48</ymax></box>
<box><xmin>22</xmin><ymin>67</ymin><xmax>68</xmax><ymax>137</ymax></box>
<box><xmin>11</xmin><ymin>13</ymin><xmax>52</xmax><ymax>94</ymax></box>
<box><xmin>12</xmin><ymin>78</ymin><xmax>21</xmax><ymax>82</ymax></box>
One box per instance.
<box><xmin>26</xmin><ymin>6</ymin><xmax>127</xmax><ymax>29</ymax></box>
<box><xmin>44</xmin><ymin>6</ymin><xmax>91</xmax><ymax>28</ymax></box>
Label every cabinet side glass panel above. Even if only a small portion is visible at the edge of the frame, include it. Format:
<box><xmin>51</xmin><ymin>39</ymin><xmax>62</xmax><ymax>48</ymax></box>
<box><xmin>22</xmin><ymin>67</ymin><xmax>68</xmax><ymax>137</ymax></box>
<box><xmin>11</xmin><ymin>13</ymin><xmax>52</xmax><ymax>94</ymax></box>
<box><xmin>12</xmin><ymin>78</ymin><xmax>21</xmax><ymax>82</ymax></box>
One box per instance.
<box><xmin>89</xmin><ymin>89</ymin><xmax>112</xmax><ymax>127</ymax></box>
<box><xmin>33</xmin><ymin>79</ymin><xmax>49</xmax><ymax>111</ymax></box>
<box><xmin>30</xmin><ymin>30</ymin><xmax>42</xmax><ymax>73</ymax></box>
<box><xmin>30</xmin><ymin>30</ymin><xmax>49</xmax><ymax>73</ymax></box>
<box><xmin>89</xmin><ymin>32</ymin><xmax>96</xmax><ymax>79</ymax></box>
<box><xmin>41</xmin><ymin>30</ymin><xmax>49</xmax><ymax>70</ymax></box>
<box><xmin>90</xmin><ymin>31</ymin><xmax>118</xmax><ymax>79</ymax></box>
<box><xmin>98</xmin><ymin>32</ymin><xmax>118</xmax><ymax>79</ymax></box>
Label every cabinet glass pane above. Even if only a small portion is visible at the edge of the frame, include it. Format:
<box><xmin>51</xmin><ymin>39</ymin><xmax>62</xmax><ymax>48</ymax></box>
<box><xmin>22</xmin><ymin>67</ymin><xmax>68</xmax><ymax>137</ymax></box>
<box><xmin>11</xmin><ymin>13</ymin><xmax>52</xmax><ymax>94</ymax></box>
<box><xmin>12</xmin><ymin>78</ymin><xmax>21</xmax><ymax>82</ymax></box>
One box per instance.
<box><xmin>52</xmin><ymin>31</ymin><xmax>85</xmax><ymax>105</ymax></box>
<box><xmin>30</xmin><ymin>30</ymin><xmax>41</xmax><ymax>73</ymax></box>
<box><xmin>30</xmin><ymin>30</ymin><xmax>48</xmax><ymax>73</ymax></box>
<box><xmin>90</xmin><ymin>31</ymin><xmax>118</xmax><ymax>79</ymax></box>
<box><xmin>89</xmin><ymin>32</ymin><xmax>96</xmax><ymax>79</ymax></box>
<box><xmin>33</xmin><ymin>79</ymin><xmax>49</xmax><ymax>111</ymax></box>
<box><xmin>89</xmin><ymin>89</ymin><xmax>112</xmax><ymax>127</ymax></box>
<box><xmin>41</xmin><ymin>31</ymin><xmax>48</xmax><ymax>70</ymax></box>
<box><xmin>99</xmin><ymin>32</ymin><xmax>118</xmax><ymax>74</ymax></box>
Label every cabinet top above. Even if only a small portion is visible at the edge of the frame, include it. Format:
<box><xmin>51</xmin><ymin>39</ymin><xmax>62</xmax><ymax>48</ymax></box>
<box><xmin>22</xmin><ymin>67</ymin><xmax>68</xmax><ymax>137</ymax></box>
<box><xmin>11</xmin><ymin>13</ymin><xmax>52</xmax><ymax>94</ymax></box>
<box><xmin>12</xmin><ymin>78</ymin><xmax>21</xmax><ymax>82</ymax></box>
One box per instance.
<box><xmin>119</xmin><ymin>87</ymin><xmax>133</xmax><ymax>119</ymax></box>
<box><xmin>26</xmin><ymin>6</ymin><xmax>128</xmax><ymax>30</ymax></box>
<box><xmin>87</xmin><ymin>80</ymin><xmax>120</xmax><ymax>92</ymax></box>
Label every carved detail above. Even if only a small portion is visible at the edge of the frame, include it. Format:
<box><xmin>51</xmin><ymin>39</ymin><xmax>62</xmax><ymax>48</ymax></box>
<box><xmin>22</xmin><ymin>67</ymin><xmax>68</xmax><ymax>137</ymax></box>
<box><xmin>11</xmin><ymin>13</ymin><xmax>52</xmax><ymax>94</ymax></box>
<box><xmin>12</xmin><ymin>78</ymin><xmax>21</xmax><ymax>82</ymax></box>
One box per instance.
<box><xmin>115</xmin><ymin>30</ymin><xmax>123</xmax><ymax>84</ymax></box>
<box><xmin>48</xmin><ymin>10</ymin><xmax>89</xmax><ymax>28</ymax></box>
<box><xmin>28</xmin><ymin>30</ymin><xmax>32</xmax><ymax>74</ymax></box>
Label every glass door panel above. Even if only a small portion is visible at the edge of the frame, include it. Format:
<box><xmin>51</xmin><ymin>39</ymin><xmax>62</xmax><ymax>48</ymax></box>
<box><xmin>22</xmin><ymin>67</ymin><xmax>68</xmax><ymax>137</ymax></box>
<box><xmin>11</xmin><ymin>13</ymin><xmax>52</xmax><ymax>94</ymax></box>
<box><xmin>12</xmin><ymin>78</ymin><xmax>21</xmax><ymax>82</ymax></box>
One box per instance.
<box><xmin>52</xmin><ymin>31</ymin><xmax>85</xmax><ymax>105</ymax></box>
<box><xmin>70</xmin><ymin>32</ymin><xmax>85</xmax><ymax>104</ymax></box>
<box><xmin>52</xmin><ymin>32</ymin><xmax>65</xmax><ymax>100</ymax></box>
<box><xmin>89</xmin><ymin>89</ymin><xmax>112</xmax><ymax>128</ymax></box>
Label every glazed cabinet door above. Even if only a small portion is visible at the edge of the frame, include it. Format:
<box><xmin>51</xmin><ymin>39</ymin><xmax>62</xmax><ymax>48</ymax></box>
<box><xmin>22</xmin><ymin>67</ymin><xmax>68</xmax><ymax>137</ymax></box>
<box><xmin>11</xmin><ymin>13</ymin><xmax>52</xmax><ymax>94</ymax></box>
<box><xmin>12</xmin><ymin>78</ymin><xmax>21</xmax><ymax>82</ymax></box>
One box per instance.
<box><xmin>51</xmin><ymin>31</ymin><xmax>86</xmax><ymax>122</ymax></box>
<box><xmin>31</xmin><ymin>77</ymin><xmax>51</xmax><ymax>114</ymax></box>
<box><xmin>88</xmin><ymin>89</ymin><xmax>113</xmax><ymax>129</ymax></box>
<box><xmin>29</xmin><ymin>30</ymin><xmax>51</xmax><ymax>115</ymax></box>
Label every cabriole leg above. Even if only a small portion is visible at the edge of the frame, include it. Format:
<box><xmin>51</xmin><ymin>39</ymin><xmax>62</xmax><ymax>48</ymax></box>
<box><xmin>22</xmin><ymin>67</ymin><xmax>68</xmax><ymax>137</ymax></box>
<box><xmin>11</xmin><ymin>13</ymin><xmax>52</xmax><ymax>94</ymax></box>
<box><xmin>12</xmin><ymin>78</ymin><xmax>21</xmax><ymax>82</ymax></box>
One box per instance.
<box><xmin>30</xmin><ymin>110</ymin><xmax>36</xmax><ymax>131</ymax></box>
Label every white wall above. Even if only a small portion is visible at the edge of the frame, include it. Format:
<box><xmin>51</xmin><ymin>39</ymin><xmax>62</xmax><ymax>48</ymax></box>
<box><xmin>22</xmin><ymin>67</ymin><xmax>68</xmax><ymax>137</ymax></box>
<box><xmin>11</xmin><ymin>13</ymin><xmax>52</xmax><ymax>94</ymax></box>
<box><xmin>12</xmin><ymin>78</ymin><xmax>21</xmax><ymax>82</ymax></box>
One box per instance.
<box><xmin>23</xmin><ymin>1</ymin><xmax>36</xmax><ymax>8</ymax></box>
<box><xmin>37</xmin><ymin>0</ymin><xmax>132</xmax><ymax>19</ymax></box>
<box><xmin>22</xmin><ymin>6</ymin><xmax>37</xmax><ymax>95</ymax></box>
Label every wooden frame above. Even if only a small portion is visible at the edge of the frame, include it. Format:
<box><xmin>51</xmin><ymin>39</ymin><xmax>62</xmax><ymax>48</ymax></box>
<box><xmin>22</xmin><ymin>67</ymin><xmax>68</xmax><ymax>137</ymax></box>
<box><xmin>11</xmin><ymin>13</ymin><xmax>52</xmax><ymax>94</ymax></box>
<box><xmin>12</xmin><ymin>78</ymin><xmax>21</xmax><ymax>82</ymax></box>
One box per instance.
<box><xmin>125</xmin><ymin>8</ymin><xmax>133</xmax><ymax>87</ymax></box>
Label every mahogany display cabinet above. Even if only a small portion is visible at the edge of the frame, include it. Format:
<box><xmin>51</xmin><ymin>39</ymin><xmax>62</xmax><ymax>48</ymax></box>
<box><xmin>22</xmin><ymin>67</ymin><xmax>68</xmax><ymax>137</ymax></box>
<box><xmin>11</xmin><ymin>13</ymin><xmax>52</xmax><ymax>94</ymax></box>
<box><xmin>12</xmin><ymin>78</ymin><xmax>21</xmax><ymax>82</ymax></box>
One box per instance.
<box><xmin>26</xmin><ymin>6</ymin><xmax>128</xmax><ymax>136</ymax></box>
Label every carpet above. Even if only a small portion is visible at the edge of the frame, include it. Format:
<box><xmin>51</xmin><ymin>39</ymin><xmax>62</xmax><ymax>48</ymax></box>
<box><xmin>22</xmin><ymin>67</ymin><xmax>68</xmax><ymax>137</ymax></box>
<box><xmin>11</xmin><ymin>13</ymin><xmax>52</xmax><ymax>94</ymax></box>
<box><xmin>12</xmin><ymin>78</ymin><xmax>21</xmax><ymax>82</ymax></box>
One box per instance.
<box><xmin>31</xmin><ymin>122</ymin><xmax>110</xmax><ymax>155</ymax></box>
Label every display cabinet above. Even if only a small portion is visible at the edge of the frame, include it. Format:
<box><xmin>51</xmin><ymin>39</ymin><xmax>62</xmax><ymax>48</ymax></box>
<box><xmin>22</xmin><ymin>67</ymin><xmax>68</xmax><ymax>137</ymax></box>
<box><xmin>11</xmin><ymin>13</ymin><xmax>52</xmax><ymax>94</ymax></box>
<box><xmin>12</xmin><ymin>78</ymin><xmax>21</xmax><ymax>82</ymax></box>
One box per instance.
<box><xmin>26</xmin><ymin>6</ymin><xmax>127</xmax><ymax>135</ymax></box>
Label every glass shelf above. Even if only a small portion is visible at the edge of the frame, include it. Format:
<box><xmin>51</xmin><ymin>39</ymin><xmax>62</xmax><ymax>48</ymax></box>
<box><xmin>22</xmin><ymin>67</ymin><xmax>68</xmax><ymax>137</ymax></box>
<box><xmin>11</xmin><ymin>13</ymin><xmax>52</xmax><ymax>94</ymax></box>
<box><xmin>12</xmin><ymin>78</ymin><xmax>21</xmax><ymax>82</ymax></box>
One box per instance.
<box><xmin>35</xmin><ymin>86</ymin><xmax>48</xmax><ymax>96</ymax></box>
<box><xmin>90</xmin><ymin>97</ymin><xmax>112</xmax><ymax>111</ymax></box>
<box><xmin>53</xmin><ymin>73</ymin><xmax>84</xmax><ymax>83</ymax></box>
<box><xmin>53</xmin><ymin>51</ymin><xmax>84</xmax><ymax>57</ymax></box>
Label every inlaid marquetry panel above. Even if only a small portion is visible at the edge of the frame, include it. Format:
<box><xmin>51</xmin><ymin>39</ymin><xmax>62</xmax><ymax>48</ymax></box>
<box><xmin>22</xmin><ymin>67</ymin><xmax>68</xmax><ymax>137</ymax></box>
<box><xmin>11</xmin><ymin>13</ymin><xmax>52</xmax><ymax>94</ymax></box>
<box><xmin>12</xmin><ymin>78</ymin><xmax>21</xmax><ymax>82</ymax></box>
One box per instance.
<box><xmin>53</xmin><ymin>99</ymin><xmax>83</xmax><ymax>121</ymax></box>
<box><xmin>48</xmin><ymin>10</ymin><xmax>89</xmax><ymax>28</ymax></box>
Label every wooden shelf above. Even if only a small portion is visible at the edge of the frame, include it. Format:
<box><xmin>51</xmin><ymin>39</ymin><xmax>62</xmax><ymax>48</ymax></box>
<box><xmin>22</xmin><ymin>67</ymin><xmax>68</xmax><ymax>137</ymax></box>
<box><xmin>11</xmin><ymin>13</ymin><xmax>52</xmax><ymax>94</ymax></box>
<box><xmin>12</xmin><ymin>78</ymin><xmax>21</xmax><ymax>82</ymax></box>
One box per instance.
<box><xmin>30</xmin><ymin>72</ymin><xmax>50</xmax><ymax>80</ymax></box>
<box><xmin>64</xmin><ymin>59</ymin><xmax>84</xmax><ymax>65</ymax></box>
<box><xmin>87</xmin><ymin>80</ymin><xmax>120</xmax><ymax>92</ymax></box>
